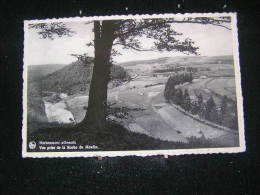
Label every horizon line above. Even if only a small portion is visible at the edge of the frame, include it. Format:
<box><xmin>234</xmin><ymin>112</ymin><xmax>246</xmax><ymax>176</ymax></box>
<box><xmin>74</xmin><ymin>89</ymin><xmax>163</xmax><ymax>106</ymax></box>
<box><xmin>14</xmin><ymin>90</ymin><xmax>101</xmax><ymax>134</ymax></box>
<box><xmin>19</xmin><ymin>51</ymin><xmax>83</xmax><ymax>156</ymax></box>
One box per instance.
<box><xmin>28</xmin><ymin>54</ymin><xmax>233</xmax><ymax>66</ymax></box>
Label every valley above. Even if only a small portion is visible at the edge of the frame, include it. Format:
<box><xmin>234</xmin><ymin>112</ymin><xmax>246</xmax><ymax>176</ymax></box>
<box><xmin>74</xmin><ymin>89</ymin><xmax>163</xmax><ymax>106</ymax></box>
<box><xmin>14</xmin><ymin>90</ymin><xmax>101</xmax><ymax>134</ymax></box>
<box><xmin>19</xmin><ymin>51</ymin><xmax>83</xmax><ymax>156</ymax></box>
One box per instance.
<box><xmin>28</xmin><ymin>55</ymin><xmax>239</xmax><ymax>148</ymax></box>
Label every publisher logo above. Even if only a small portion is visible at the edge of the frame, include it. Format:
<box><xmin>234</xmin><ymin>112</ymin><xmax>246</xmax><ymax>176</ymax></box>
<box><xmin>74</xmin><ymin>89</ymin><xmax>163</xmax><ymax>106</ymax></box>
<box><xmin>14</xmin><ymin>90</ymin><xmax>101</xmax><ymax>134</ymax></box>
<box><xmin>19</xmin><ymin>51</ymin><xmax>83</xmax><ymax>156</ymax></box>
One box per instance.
<box><xmin>28</xmin><ymin>141</ymin><xmax>36</xmax><ymax>150</ymax></box>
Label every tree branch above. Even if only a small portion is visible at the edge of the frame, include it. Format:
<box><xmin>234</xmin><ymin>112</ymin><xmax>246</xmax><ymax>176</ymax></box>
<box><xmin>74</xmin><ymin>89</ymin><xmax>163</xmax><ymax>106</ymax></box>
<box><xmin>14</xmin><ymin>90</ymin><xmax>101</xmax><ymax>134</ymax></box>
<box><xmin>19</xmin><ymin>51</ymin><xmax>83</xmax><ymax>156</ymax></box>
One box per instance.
<box><xmin>29</xmin><ymin>22</ymin><xmax>75</xmax><ymax>40</ymax></box>
<box><xmin>166</xmin><ymin>19</ymin><xmax>231</xmax><ymax>30</ymax></box>
<box><xmin>114</xmin><ymin>17</ymin><xmax>231</xmax><ymax>38</ymax></box>
<box><xmin>113</xmin><ymin>42</ymin><xmax>156</xmax><ymax>51</ymax></box>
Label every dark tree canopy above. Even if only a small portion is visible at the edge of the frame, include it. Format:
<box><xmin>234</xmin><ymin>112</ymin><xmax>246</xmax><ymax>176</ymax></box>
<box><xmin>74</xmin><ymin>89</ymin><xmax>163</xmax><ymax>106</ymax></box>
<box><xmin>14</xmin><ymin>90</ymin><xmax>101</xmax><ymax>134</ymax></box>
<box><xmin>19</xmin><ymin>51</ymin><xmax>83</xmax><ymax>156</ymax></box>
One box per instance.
<box><xmin>112</xmin><ymin>17</ymin><xmax>230</xmax><ymax>53</ymax></box>
<box><xmin>29</xmin><ymin>16</ymin><xmax>231</xmax><ymax>55</ymax></box>
<box><xmin>70</xmin><ymin>53</ymin><xmax>92</xmax><ymax>64</ymax></box>
<box><xmin>29</xmin><ymin>22</ymin><xmax>75</xmax><ymax>39</ymax></box>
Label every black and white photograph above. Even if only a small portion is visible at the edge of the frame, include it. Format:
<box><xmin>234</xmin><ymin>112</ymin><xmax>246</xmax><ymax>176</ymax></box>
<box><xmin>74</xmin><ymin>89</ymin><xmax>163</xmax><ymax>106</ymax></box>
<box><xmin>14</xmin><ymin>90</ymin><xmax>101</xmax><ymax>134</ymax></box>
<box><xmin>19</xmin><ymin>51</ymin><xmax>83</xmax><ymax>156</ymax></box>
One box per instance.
<box><xmin>22</xmin><ymin>13</ymin><xmax>245</xmax><ymax>157</ymax></box>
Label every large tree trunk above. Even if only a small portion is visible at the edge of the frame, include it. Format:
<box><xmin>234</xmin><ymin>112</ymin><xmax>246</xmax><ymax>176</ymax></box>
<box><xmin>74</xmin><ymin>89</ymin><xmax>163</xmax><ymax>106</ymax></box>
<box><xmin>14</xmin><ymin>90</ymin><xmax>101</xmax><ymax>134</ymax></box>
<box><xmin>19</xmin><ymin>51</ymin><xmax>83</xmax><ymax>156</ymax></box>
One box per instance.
<box><xmin>80</xmin><ymin>21</ymin><xmax>115</xmax><ymax>130</ymax></box>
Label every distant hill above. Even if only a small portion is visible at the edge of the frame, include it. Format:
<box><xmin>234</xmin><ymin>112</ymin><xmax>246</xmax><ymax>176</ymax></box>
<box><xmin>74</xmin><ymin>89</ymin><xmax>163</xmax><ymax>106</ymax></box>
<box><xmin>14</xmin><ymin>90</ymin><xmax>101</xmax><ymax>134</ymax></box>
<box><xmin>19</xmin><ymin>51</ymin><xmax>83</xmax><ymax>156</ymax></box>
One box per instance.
<box><xmin>118</xmin><ymin>57</ymin><xmax>170</xmax><ymax>67</ymax></box>
<box><xmin>40</xmin><ymin>60</ymin><xmax>92</xmax><ymax>94</ymax></box>
<box><xmin>167</xmin><ymin>55</ymin><xmax>234</xmax><ymax>65</ymax></box>
<box><xmin>39</xmin><ymin>60</ymin><xmax>129</xmax><ymax>95</ymax></box>
<box><xmin>118</xmin><ymin>55</ymin><xmax>234</xmax><ymax>68</ymax></box>
<box><xmin>28</xmin><ymin>64</ymin><xmax>67</xmax><ymax>82</ymax></box>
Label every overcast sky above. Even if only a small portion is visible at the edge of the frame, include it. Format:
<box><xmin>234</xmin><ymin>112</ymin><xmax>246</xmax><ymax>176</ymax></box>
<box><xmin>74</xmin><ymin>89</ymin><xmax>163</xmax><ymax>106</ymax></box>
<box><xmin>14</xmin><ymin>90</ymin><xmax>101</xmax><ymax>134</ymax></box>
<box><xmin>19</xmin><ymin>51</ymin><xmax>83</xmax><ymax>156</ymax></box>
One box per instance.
<box><xmin>26</xmin><ymin>20</ymin><xmax>233</xmax><ymax>65</ymax></box>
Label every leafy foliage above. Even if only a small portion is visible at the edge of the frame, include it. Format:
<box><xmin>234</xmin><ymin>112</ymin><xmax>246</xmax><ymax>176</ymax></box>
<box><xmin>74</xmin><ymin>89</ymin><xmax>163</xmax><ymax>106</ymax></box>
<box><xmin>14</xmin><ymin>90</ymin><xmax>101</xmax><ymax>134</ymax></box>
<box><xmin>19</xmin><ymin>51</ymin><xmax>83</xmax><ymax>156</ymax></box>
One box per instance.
<box><xmin>112</xmin><ymin>19</ymin><xmax>198</xmax><ymax>54</ymax></box>
<box><xmin>70</xmin><ymin>53</ymin><xmax>92</xmax><ymax>65</ymax></box>
<box><xmin>164</xmin><ymin>72</ymin><xmax>194</xmax><ymax>101</ymax></box>
<box><xmin>205</xmin><ymin>96</ymin><xmax>219</xmax><ymax>123</ymax></box>
<box><xmin>29</xmin><ymin>22</ymin><xmax>75</xmax><ymax>40</ymax></box>
<box><xmin>113</xmin><ymin>17</ymin><xmax>230</xmax><ymax>54</ymax></box>
<box><xmin>183</xmin><ymin>89</ymin><xmax>191</xmax><ymax>111</ymax></box>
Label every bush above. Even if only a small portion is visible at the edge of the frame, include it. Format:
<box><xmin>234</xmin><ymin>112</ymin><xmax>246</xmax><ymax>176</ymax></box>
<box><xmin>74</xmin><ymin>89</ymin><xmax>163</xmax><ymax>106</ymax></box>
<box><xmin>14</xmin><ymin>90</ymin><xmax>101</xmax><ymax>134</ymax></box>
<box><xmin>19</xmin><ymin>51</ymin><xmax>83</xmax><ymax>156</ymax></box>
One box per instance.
<box><xmin>205</xmin><ymin>96</ymin><xmax>219</xmax><ymax>124</ymax></box>
<box><xmin>164</xmin><ymin>72</ymin><xmax>193</xmax><ymax>102</ymax></box>
<box><xmin>172</xmin><ymin>89</ymin><xmax>184</xmax><ymax>106</ymax></box>
<box><xmin>183</xmin><ymin>89</ymin><xmax>191</xmax><ymax>111</ymax></box>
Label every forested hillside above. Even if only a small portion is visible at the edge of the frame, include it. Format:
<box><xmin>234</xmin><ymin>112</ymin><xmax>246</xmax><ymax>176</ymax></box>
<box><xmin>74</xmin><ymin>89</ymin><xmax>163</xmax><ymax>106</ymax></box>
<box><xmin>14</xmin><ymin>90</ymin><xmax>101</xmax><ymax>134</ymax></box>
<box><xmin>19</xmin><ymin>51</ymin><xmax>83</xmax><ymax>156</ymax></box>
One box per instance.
<box><xmin>27</xmin><ymin>81</ymin><xmax>48</xmax><ymax>133</ymax></box>
<box><xmin>28</xmin><ymin>64</ymin><xmax>67</xmax><ymax>82</ymax></box>
<box><xmin>40</xmin><ymin>60</ymin><xmax>129</xmax><ymax>95</ymax></box>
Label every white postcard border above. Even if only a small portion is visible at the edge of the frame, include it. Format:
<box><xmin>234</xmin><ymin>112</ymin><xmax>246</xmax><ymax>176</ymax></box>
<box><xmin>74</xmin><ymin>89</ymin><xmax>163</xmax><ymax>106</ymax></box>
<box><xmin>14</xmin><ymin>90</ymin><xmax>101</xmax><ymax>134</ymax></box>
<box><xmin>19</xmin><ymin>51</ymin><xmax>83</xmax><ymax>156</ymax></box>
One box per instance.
<box><xmin>22</xmin><ymin>12</ymin><xmax>246</xmax><ymax>158</ymax></box>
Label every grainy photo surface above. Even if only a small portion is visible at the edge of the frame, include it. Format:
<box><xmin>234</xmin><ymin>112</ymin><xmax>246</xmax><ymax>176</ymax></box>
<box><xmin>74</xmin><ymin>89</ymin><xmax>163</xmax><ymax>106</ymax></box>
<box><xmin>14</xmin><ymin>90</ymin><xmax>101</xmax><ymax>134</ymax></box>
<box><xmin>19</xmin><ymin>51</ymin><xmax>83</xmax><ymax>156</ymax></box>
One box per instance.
<box><xmin>22</xmin><ymin>13</ymin><xmax>245</xmax><ymax>158</ymax></box>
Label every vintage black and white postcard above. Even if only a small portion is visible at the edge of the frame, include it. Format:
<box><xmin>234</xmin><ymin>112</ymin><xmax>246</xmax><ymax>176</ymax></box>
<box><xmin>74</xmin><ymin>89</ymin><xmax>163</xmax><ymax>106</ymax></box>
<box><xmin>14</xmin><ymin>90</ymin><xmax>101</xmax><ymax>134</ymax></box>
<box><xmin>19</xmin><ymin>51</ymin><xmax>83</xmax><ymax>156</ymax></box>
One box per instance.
<box><xmin>22</xmin><ymin>13</ymin><xmax>245</xmax><ymax>158</ymax></box>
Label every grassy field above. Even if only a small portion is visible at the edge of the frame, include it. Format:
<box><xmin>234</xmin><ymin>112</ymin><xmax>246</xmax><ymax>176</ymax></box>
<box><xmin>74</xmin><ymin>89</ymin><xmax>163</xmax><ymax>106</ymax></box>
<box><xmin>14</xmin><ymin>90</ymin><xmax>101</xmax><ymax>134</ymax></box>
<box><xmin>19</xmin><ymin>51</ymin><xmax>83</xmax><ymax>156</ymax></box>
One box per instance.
<box><xmin>179</xmin><ymin>77</ymin><xmax>236</xmax><ymax>104</ymax></box>
<box><xmin>205</xmin><ymin>77</ymin><xmax>236</xmax><ymax>100</ymax></box>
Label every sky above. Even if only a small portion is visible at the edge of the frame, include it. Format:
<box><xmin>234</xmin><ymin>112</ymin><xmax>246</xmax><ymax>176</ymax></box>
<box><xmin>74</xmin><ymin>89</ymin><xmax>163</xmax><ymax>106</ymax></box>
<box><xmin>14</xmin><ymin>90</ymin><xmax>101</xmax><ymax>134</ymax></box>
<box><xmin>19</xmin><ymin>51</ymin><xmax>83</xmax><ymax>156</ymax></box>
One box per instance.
<box><xmin>26</xmin><ymin>19</ymin><xmax>233</xmax><ymax>65</ymax></box>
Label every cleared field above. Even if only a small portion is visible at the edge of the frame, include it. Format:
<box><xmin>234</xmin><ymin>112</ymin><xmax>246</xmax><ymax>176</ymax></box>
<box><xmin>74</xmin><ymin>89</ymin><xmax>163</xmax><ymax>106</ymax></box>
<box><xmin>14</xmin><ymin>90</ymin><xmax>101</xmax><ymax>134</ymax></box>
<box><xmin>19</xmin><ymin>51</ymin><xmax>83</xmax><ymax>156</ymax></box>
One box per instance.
<box><xmin>180</xmin><ymin>78</ymin><xmax>215</xmax><ymax>101</ymax></box>
<box><xmin>154</xmin><ymin>104</ymin><xmax>227</xmax><ymax>139</ymax></box>
<box><xmin>134</xmin><ymin>112</ymin><xmax>188</xmax><ymax>143</ymax></box>
<box><xmin>202</xmin><ymin>68</ymin><xmax>235</xmax><ymax>77</ymax></box>
<box><xmin>206</xmin><ymin>77</ymin><xmax>236</xmax><ymax>100</ymax></box>
<box><xmin>180</xmin><ymin>77</ymin><xmax>236</xmax><ymax>105</ymax></box>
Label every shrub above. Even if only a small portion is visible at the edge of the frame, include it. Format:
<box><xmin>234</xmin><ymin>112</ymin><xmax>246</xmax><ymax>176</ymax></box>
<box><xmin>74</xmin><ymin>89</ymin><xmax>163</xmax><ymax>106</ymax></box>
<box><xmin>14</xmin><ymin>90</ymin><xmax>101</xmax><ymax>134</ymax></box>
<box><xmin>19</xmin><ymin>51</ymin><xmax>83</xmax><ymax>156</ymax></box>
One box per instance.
<box><xmin>183</xmin><ymin>89</ymin><xmax>191</xmax><ymax>111</ymax></box>
<box><xmin>164</xmin><ymin>72</ymin><xmax>193</xmax><ymax>102</ymax></box>
<box><xmin>172</xmin><ymin>89</ymin><xmax>184</xmax><ymax>106</ymax></box>
<box><xmin>205</xmin><ymin>96</ymin><xmax>219</xmax><ymax>123</ymax></box>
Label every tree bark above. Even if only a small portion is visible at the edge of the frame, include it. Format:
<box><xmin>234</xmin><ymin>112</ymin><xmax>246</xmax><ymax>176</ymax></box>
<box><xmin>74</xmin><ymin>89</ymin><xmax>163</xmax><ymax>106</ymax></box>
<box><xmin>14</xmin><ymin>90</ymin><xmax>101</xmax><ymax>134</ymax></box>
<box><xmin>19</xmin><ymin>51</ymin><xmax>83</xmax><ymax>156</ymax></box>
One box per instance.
<box><xmin>80</xmin><ymin>20</ymin><xmax>115</xmax><ymax>130</ymax></box>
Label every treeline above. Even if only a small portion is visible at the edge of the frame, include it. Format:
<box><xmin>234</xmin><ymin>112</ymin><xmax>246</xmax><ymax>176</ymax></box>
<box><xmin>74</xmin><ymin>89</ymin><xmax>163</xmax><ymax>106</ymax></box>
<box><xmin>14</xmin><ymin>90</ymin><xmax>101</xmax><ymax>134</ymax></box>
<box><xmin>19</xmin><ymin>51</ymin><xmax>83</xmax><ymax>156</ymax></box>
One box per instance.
<box><xmin>164</xmin><ymin>73</ymin><xmax>238</xmax><ymax>130</ymax></box>
<box><xmin>165</xmin><ymin>72</ymin><xmax>193</xmax><ymax>86</ymax></box>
